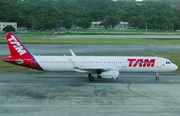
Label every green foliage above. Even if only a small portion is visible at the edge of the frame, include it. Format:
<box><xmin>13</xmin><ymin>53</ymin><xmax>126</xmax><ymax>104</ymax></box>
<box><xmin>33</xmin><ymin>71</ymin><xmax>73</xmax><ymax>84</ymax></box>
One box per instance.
<box><xmin>43</xmin><ymin>17</ymin><xmax>58</xmax><ymax>31</ymax></box>
<box><xmin>1</xmin><ymin>0</ymin><xmax>180</xmax><ymax>31</ymax></box>
<box><xmin>3</xmin><ymin>25</ymin><xmax>15</xmax><ymax>32</ymax></box>
<box><xmin>101</xmin><ymin>18</ymin><xmax>110</xmax><ymax>30</ymax></box>
<box><xmin>63</xmin><ymin>18</ymin><xmax>74</xmax><ymax>30</ymax></box>
<box><xmin>77</xmin><ymin>18</ymin><xmax>92</xmax><ymax>30</ymax></box>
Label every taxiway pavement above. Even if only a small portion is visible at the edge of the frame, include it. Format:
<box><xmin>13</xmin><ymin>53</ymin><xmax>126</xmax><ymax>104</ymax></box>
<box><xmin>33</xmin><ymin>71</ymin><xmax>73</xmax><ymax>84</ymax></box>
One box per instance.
<box><xmin>1</xmin><ymin>34</ymin><xmax>180</xmax><ymax>39</ymax></box>
<box><xmin>0</xmin><ymin>72</ymin><xmax>180</xmax><ymax>116</ymax></box>
<box><xmin>0</xmin><ymin>44</ymin><xmax>180</xmax><ymax>56</ymax></box>
<box><xmin>0</xmin><ymin>34</ymin><xmax>180</xmax><ymax>115</ymax></box>
<box><xmin>57</xmin><ymin>35</ymin><xmax>180</xmax><ymax>39</ymax></box>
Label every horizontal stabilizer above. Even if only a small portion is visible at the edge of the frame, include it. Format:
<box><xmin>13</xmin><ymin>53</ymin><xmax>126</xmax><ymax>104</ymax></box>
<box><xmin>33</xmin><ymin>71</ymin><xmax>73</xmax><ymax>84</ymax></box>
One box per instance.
<box><xmin>3</xmin><ymin>59</ymin><xmax>23</xmax><ymax>64</ymax></box>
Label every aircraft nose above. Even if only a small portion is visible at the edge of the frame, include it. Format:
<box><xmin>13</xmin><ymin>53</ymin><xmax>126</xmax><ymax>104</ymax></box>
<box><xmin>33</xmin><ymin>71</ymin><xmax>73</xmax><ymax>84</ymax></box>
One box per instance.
<box><xmin>175</xmin><ymin>64</ymin><xmax>178</xmax><ymax>70</ymax></box>
<box><xmin>173</xmin><ymin>64</ymin><xmax>178</xmax><ymax>71</ymax></box>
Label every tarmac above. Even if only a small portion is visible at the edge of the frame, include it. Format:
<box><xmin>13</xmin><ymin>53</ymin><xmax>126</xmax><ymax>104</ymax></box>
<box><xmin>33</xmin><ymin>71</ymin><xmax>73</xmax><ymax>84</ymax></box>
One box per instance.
<box><xmin>0</xmin><ymin>44</ymin><xmax>180</xmax><ymax>57</ymax></box>
<box><xmin>57</xmin><ymin>35</ymin><xmax>180</xmax><ymax>39</ymax></box>
<box><xmin>0</xmin><ymin>72</ymin><xmax>180</xmax><ymax>116</ymax></box>
<box><xmin>0</xmin><ymin>35</ymin><xmax>180</xmax><ymax>115</ymax></box>
<box><xmin>1</xmin><ymin>34</ymin><xmax>180</xmax><ymax>39</ymax></box>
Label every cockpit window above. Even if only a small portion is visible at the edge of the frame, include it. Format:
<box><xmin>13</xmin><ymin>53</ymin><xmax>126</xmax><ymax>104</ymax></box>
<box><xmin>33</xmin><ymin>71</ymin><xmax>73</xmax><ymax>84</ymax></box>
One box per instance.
<box><xmin>166</xmin><ymin>61</ymin><xmax>171</xmax><ymax>64</ymax></box>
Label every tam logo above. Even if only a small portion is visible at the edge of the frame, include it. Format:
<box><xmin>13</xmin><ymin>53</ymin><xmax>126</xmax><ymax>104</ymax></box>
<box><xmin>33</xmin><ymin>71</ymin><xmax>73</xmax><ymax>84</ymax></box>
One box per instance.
<box><xmin>127</xmin><ymin>59</ymin><xmax>155</xmax><ymax>67</ymax></box>
<box><xmin>8</xmin><ymin>35</ymin><xmax>27</xmax><ymax>55</ymax></box>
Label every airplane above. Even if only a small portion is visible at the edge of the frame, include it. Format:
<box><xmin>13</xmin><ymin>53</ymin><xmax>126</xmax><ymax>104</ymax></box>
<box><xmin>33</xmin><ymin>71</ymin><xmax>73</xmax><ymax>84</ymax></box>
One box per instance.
<box><xmin>3</xmin><ymin>33</ymin><xmax>178</xmax><ymax>81</ymax></box>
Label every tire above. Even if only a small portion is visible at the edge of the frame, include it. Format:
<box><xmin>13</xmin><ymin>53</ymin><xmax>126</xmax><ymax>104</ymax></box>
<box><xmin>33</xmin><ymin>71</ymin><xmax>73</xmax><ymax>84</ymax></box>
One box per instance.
<box><xmin>88</xmin><ymin>73</ymin><xmax>91</xmax><ymax>78</ymax></box>
<box><xmin>156</xmin><ymin>77</ymin><xmax>159</xmax><ymax>80</ymax></box>
<box><xmin>89</xmin><ymin>76</ymin><xmax>94</xmax><ymax>81</ymax></box>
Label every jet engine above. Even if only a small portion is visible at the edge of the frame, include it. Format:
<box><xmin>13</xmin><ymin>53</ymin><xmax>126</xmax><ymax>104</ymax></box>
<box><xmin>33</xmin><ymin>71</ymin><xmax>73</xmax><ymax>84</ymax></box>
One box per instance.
<box><xmin>99</xmin><ymin>71</ymin><xmax>119</xmax><ymax>79</ymax></box>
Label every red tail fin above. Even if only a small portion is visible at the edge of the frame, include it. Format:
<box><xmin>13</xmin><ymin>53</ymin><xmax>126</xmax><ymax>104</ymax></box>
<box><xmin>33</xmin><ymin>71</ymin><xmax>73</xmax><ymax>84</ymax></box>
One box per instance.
<box><xmin>3</xmin><ymin>33</ymin><xmax>43</xmax><ymax>71</ymax></box>
<box><xmin>6</xmin><ymin>33</ymin><xmax>31</xmax><ymax>57</ymax></box>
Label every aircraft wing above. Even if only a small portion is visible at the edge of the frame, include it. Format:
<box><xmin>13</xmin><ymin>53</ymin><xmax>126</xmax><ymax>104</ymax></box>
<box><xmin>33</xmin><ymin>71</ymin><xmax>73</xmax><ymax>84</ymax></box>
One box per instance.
<box><xmin>76</xmin><ymin>67</ymin><xmax>111</xmax><ymax>73</ymax></box>
<box><xmin>69</xmin><ymin>58</ymin><xmax>116</xmax><ymax>73</ymax></box>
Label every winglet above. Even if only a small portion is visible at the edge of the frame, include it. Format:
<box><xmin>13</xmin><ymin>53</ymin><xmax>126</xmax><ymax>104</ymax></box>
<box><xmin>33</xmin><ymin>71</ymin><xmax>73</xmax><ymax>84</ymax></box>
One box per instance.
<box><xmin>70</xmin><ymin>49</ymin><xmax>76</xmax><ymax>56</ymax></box>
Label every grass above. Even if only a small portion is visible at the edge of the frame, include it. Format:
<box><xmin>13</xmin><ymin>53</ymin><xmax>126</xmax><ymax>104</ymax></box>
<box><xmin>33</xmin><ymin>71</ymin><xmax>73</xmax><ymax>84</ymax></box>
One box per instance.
<box><xmin>0</xmin><ymin>37</ymin><xmax>180</xmax><ymax>45</ymax></box>
<box><xmin>0</xmin><ymin>52</ymin><xmax>180</xmax><ymax>73</ymax></box>
<box><xmin>58</xmin><ymin>31</ymin><xmax>180</xmax><ymax>35</ymax></box>
<box><xmin>1</xmin><ymin>30</ymin><xmax>180</xmax><ymax>35</ymax></box>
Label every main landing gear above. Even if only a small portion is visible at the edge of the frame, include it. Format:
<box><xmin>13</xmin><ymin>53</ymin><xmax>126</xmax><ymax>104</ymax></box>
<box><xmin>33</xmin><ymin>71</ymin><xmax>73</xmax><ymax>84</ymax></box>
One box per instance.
<box><xmin>155</xmin><ymin>73</ymin><xmax>159</xmax><ymax>80</ymax></box>
<box><xmin>88</xmin><ymin>73</ymin><xmax>94</xmax><ymax>81</ymax></box>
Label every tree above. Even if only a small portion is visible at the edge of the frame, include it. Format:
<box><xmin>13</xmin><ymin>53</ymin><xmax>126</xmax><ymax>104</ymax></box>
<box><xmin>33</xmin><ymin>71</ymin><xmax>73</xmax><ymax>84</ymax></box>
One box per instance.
<box><xmin>130</xmin><ymin>16</ymin><xmax>147</xmax><ymax>30</ymax></box>
<box><xmin>147</xmin><ymin>15</ymin><xmax>158</xmax><ymax>30</ymax></box>
<box><xmin>129</xmin><ymin>16</ymin><xmax>141</xmax><ymax>29</ymax></box>
<box><xmin>109</xmin><ymin>15</ymin><xmax>120</xmax><ymax>29</ymax></box>
<box><xmin>89</xmin><ymin>10</ymin><xmax>105</xmax><ymax>21</ymax></box>
<box><xmin>43</xmin><ymin>20</ymin><xmax>57</xmax><ymax>31</ymax></box>
<box><xmin>101</xmin><ymin>15</ymin><xmax>120</xmax><ymax>29</ymax></box>
<box><xmin>101</xmin><ymin>18</ymin><xmax>110</xmax><ymax>30</ymax></box>
<box><xmin>43</xmin><ymin>17</ymin><xmax>58</xmax><ymax>31</ymax></box>
<box><xmin>3</xmin><ymin>25</ymin><xmax>15</xmax><ymax>32</ymax></box>
<box><xmin>77</xmin><ymin>18</ymin><xmax>92</xmax><ymax>30</ymax></box>
<box><xmin>62</xmin><ymin>18</ymin><xmax>74</xmax><ymax>31</ymax></box>
<box><xmin>33</xmin><ymin>23</ymin><xmax>42</xmax><ymax>30</ymax></box>
<box><xmin>1</xmin><ymin>0</ymin><xmax>180</xmax><ymax>31</ymax></box>
<box><xmin>170</xmin><ymin>17</ymin><xmax>179</xmax><ymax>31</ymax></box>
<box><xmin>27</xmin><ymin>16</ymin><xmax>36</xmax><ymax>30</ymax></box>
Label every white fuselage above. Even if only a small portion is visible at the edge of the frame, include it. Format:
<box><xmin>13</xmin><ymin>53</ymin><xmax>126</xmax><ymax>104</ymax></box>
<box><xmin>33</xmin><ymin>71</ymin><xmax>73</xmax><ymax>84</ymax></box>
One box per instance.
<box><xmin>4</xmin><ymin>33</ymin><xmax>178</xmax><ymax>81</ymax></box>
<box><xmin>34</xmin><ymin>56</ymin><xmax>177</xmax><ymax>73</ymax></box>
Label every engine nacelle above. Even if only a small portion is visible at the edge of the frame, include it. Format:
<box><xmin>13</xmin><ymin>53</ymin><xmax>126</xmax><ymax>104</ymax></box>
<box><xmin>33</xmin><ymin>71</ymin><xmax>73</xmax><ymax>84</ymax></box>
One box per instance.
<box><xmin>100</xmin><ymin>71</ymin><xmax>119</xmax><ymax>80</ymax></box>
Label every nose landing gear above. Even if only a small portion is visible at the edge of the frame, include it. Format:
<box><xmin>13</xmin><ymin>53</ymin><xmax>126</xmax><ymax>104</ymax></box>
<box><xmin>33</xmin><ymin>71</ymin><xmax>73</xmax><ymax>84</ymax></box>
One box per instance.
<box><xmin>155</xmin><ymin>73</ymin><xmax>159</xmax><ymax>80</ymax></box>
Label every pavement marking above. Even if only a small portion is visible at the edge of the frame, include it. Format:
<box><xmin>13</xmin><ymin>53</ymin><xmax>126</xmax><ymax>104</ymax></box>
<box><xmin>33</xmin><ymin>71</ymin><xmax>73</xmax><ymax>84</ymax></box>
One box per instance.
<box><xmin>165</xmin><ymin>92</ymin><xmax>177</xmax><ymax>111</ymax></box>
<box><xmin>127</xmin><ymin>79</ymin><xmax>180</xmax><ymax>105</ymax></box>
<box><xmin>166</xmin><ymin>102</ymin><xmax>175</xmax><ymax>111</ymax></box>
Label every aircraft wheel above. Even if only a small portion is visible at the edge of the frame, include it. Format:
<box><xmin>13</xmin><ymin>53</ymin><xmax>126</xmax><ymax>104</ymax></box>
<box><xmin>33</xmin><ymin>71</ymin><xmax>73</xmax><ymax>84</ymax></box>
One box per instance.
<box><xmin>156</xmin><ymin>77</ymin><xmax>159</xmax><ymax>80</ymax></box>
<box><xmin>88</xmin><ymin>73</ymin><xmax>91</xmax><ymax>78</ymax></box>
<box><xmin>89</xmin><ymin>76</ymin><xmax>94</xmax><ymax>81</ymax></box>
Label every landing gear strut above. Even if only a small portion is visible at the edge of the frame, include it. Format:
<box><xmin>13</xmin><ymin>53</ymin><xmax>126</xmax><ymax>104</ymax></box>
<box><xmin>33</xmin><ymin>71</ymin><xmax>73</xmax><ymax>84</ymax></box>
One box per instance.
<box><xmin>155</xmin><ymin>73</ymin><xmax>159</xmax><ymax>80</ymax></box>
<box><xmin>88</xmin><ymin>73</ymin><xmax>94</xmax><ymax>81</ymax></box>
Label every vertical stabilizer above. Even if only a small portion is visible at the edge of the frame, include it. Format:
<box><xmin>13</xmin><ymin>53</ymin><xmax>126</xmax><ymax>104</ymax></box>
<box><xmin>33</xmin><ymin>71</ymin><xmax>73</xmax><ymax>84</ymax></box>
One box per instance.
<box><xmin>3</xmin><ymin>33</ymin><xmax>43</xmax><ymax>70</ymax></box>
<box><xmin>6</xmin><ymin>33</ymin><xmax>31</xmax><ymax>57</ymax></box>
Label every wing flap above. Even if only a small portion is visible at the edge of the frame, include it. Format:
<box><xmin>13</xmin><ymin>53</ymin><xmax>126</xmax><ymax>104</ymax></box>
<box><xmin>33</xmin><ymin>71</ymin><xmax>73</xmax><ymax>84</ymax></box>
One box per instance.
<box><xmin>78</xmin><ymin>67</ymin><xmax>111</xmax><ymax>73</ymax></box>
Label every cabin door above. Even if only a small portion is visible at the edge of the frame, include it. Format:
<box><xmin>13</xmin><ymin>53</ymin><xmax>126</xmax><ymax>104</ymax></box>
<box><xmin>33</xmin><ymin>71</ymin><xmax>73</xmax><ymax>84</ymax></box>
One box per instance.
<box><xmin>122</xmin><ymin>60</ymin><xmax>126</xmax><ymax>68</ymax></box>
<box><xmin>156</xmin><ymin>60</ymin><xmax>161</xmax><ymax>68</ymax></box>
